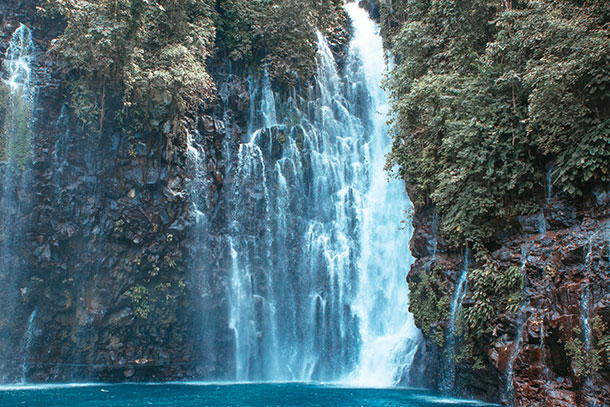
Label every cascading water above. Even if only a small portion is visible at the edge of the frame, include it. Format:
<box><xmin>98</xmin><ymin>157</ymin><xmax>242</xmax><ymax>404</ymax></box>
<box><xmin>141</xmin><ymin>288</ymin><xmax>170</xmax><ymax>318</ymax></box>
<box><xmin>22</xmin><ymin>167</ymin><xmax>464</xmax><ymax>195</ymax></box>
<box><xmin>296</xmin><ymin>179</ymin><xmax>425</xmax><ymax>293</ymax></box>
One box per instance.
<box><xmin>581</xmin><ymin>237</ymin><xmax>595</xmax><ymax>399</ymax></box>
<box><xmin>345</xmin><ymin>3</ymin><xmax>419</xmax><ymax>387</ymax></box>
<box><xmin>20</xmin><ymin>307</ymin><xmax>38</xmax><ymax>383</ymax></box>
<box><xmin>505</xmin><ymin>249</ymin><xmax>530</xmax><ymax>404</ymax></box>
<box><xmin>198</xmin><ymin>3</ymin><xmax>420</xmax><ymax>384</ymax></box>
<box><xmin>440</xmin><ymin>248</ymin><xmax>470</xmax><ymax>393</ymax></box>
<box><xmin>0</xmin><ymin>23</ymin><xmax>36</xmax><ymax>383</ymax></box>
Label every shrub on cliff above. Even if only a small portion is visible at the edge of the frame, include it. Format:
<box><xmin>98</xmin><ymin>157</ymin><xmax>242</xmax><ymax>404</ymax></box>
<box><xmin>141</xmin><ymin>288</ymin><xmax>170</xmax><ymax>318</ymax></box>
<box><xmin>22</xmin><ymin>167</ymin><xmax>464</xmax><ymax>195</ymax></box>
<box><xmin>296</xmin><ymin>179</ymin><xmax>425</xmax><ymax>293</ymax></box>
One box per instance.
<box><xmin>41</xmin><ymin>0</ymin><xmax>348</xmax><ymax>134</ymax></box>
<box><xmin>385</xmin><ymin>0</ymin><xmax>610</xmax><ymax>376</ymax></box>
<box><xmin>42</xmin><ymin>0</ymin><xmax>217</xmax><ymax>135</ymax></box>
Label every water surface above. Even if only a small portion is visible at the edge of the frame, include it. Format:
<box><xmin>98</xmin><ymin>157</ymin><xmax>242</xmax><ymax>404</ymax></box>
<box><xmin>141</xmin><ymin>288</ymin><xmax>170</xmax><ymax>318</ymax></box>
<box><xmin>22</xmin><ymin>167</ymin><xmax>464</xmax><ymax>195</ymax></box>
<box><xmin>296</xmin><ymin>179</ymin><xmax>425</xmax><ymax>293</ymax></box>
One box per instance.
<box><xmin>0</xmin><ymin>383</ymin><xmax>497</xmax><ymax>406</ymax></box>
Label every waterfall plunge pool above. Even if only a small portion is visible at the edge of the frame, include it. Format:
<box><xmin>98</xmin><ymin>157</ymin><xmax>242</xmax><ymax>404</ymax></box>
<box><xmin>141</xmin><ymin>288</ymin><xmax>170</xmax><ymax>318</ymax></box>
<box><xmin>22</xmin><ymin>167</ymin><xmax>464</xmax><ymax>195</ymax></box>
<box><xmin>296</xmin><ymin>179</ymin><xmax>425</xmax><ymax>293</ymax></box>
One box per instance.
<box><xmin>0</xmin><ymin>383</ymin><xmax>497</xmax><ymax>406</ymax></box>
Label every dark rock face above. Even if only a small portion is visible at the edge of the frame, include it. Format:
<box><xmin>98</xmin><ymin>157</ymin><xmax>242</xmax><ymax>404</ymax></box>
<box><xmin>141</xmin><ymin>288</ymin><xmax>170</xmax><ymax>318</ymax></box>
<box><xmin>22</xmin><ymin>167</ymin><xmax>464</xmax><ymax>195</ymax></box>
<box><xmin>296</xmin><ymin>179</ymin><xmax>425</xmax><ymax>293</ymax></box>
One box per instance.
<box><xmin>0</xmin><ymin>1</ymin><xmax>248</xmax><ymax>382</ymax></box>
<box><xmin>408</xmin><ymin>192</ymin><xmax>610</xmax><ymax>406</ymax></box>
<box><xmin>0</xmin><ymin>0</ymin><xmax>353</xmax><ymax>384</ymax></box>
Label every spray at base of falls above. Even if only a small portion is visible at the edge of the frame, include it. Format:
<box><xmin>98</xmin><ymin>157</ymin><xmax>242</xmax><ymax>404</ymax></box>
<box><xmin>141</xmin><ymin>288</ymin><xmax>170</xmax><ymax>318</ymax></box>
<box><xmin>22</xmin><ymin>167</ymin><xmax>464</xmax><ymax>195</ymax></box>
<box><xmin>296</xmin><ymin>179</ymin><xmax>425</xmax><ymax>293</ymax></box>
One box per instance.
<box><xmin>189</xmin><ymin>2</ymin><xmax>421</xmax><ymax>384</ymax></box>
<box><xmin>440</xmin><ymin>248</ymin><xmax>470</xmax><ymax>393</ymax></box>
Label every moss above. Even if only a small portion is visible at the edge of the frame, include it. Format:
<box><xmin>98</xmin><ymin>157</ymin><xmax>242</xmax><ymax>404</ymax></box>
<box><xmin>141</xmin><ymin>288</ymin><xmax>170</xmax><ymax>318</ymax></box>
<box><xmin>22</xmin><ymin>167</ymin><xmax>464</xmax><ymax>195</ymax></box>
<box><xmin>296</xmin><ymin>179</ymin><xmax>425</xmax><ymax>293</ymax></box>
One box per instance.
<box><xmin>0</xmin><ymin>87</ymin><xmax>33</xmax><ymax>167</ymax></box>
<box><xmin>0</xmin><ymin>82</ymin><xmax>10</xmax><ymax>120</ymax></box>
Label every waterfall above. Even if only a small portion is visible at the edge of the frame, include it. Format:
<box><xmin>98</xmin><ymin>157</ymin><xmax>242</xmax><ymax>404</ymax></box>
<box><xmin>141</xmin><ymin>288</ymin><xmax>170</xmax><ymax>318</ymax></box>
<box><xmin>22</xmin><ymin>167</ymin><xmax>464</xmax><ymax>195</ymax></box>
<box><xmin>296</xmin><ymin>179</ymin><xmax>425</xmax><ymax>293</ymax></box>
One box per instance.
<box><xmin>20</xmin><ymin>307</ymin><xmax>38</xmax><ymax>383</ymax></box>
<box><xmin>581</xmin><ymin>237</ymin><xmax>594</xmax><ymax>396</ymax></box>
<box><xmin>192</xmin><ymin>2</ymin><xmax>420</xmax><ymax>384</ymax></box>
<box><xmin>345</xmin><ymin>2</ymin><xmax>419</xmax><ymax>387</ymax></box>
<box><xmin>0</xmin><ymin>23</ymin><xmax>35</xmax><ymax>383</ymax></box>
<box><xmin>3</xmin><ymin>24</ymin><xmax>34</xmax><ymax>93</ymax></box>
<box><xmin>505</xmin><ymin>249</ymin><xmax>529</xmax><ymax>404</ymax></box>
<box><xmin>440</xmin><ymin>248</ymin><xmax>470</xmax><ymax>392</ymax></box>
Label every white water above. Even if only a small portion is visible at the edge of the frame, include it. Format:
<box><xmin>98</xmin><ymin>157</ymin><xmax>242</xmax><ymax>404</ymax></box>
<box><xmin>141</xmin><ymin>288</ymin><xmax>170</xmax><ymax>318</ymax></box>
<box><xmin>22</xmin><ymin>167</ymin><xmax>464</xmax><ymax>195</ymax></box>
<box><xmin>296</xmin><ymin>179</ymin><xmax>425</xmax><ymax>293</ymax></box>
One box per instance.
<box><xmin>216</xmin><ymin>3</ymin><xmax>420</xmax><ymax>384</ymax></box>
<box><xmin>345</xmin><ymin>2</ymin><xmax>419</xmax><ymax>387</ymax></box>
<box><xmin>3</xmin><ymin>24</ymin><xmax>34</xmax><ymax>94</ymax></box>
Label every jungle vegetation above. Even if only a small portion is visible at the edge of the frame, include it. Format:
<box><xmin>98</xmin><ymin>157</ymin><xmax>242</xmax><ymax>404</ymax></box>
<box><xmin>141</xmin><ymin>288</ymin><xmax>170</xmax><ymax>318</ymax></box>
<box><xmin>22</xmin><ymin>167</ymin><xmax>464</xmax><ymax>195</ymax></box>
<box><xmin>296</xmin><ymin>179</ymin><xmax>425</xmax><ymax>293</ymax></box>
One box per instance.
<box><xmin>384</xmin><ymin>0</ymin><xmax>610</xmax><ymax>248</ymax></box>
<box><xmin>41</xmin><ymin>0</ymin><xmax>346</xmax><ymax>136</ymax></box>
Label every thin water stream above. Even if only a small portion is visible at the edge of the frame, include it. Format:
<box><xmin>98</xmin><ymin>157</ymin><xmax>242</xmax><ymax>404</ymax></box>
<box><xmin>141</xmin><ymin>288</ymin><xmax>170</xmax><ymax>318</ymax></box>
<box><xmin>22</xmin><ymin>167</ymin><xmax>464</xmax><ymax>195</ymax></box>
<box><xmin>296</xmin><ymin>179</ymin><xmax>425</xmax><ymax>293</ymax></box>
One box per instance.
<box><xmin>0</xmin><ymin>23</ymin><xmax>36</xmax><ymax>383</ymax></box>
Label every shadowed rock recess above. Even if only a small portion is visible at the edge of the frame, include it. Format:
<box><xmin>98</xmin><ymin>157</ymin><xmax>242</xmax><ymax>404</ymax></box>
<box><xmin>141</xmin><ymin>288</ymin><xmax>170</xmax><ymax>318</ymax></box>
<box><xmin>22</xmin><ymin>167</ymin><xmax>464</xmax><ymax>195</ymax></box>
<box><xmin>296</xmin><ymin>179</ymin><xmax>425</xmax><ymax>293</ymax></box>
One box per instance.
<box><xmin>0</xmin><ymin>0</ymin><xmax>609</xmax><ymax>406</ymax></box>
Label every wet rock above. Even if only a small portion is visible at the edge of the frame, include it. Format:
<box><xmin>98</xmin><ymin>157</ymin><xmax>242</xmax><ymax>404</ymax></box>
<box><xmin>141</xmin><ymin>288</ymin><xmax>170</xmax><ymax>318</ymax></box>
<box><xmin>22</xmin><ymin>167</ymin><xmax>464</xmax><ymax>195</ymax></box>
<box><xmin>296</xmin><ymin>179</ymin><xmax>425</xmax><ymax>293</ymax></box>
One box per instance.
<box><xmin>123</xmin><ymin>367</ymin><xmax>135</xmax><ymax>378</ymax></box>
<box><xmin>409</xmin><ymin>184</ymin><xmax>610</xmax><ymax>405</ymax></box>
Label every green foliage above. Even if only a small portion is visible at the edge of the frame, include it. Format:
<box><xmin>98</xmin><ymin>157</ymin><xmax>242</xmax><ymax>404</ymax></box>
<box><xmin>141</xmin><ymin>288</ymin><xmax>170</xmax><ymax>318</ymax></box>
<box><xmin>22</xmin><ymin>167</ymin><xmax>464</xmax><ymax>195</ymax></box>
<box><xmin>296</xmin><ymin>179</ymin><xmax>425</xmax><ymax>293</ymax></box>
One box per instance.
<box><xmin>385</xmin><ymin>0</ymin><xmax>610</xmax><ymax>247</ymax></box>
<box><xmin>409</xmin><ymin>266</ymin><xmax>450</xmax><ymax>346</ymax></box>
<box><xmin>463</xmin><ymin>254</ymin><xmax>523</xmax><ymax>339</ymax></box>
<box><xmin>126</xmin><ymin>284</ymin><xmax>151</xmax><ymax>319</ymax></box>
<box><xmin>489</xmin><ymin>1</ymin><xmax>610</xmax><ymax>195</ymax></box>
<box><xmin>561</xmin><ymin>315</ymin><xmax>610</xmax><ymax>377</ymax></box>
<box><xmin>454</xmin><ymin>341</ymin><xmax>486</xmax><ymax>370</ymax></box>
<box><xmin>42</xmin><ymin>0</ymin><xmax>348</xmax><ymax>136</ymax></box>
<box><xmin>42</xmin><ymin>0</ymin><xmax>216</xmax><ymax>135</ymax></box>
<box><xmin>218</xmin><ymin>0</ymin><xmax>347</xmax><ymax>84</ymax></box>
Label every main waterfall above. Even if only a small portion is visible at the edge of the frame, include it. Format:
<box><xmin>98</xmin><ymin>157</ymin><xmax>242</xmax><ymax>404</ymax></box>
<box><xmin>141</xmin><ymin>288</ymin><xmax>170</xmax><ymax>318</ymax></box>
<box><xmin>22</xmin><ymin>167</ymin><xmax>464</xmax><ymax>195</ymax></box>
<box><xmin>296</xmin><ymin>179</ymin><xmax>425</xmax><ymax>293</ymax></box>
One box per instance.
<box><xmin>190</xmin><ymin>3</ymin><xmax>420</xmax><ymax>385</ymax></box>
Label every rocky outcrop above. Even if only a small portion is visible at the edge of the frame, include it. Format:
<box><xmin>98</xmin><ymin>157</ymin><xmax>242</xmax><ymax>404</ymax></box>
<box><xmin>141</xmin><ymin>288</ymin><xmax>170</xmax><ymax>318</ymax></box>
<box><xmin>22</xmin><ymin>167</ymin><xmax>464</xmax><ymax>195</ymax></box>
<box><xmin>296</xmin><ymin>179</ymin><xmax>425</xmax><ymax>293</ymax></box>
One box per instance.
<box><xmin>408</xmin><ymin>187</ymin><xmax>610</xmax><ymax>406</ymax></box>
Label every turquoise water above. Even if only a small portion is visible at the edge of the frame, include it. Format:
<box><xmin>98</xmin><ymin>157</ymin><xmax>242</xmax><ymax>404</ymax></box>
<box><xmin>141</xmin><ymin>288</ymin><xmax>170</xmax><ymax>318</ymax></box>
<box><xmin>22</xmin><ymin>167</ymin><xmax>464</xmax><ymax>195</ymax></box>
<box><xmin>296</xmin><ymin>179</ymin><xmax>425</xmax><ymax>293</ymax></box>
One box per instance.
<box><xmin>0</xmin><ymin>383</ymin><xmax>496</xmax><ymax>406</ymax></box>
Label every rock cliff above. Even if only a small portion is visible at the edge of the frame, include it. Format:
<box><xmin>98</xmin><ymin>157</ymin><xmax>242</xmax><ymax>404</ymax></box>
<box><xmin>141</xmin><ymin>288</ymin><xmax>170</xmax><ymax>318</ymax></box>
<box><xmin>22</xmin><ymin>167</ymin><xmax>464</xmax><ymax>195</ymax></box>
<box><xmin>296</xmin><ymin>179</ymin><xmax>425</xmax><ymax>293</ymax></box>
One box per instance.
<box><xmin>0</xmin><ymin>0</ymin><xmax>237</xmax><ymax>382</ymax></box>
<box><xmin>408</xmin><ymin>188</ymin><xmax>610</xmax><ymax>405</ymax></box>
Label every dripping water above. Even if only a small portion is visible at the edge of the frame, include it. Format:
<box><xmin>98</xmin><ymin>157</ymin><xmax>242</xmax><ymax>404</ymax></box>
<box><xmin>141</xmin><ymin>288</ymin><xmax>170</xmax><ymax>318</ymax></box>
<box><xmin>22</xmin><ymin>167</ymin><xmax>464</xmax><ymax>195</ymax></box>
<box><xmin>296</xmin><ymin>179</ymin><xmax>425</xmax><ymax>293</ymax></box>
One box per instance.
<box><xmin>0</xmin><ymin>23</ymin><xmax>36</xmax><ymax>383</ymax></box>
<box><xmin>545</xmin><ymin>164</ymin><xmax>553</xmax><ymax>201</ymax></box>
<box><xmin>505</xmin><ymin>248</ymin><xmax>529</xmax><ymax>405</ymax></box>
<box><xmin>581</xmin><ymin>237</ymin><xmax>594</xmax><ymax>400</ymax></box>
<box><xmin>20</xmin><ymin>307</ymin><xmax>38</xmax><ymax>383</ymax></box>
<box><xmin>440</xmin><ymin>248</ymin><xmax>470</xmax><ymax>393</ymax></box>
